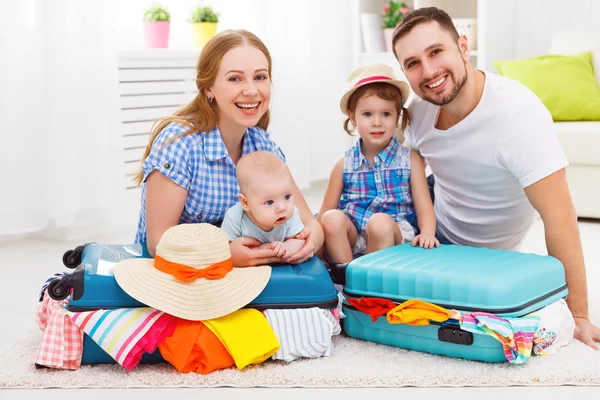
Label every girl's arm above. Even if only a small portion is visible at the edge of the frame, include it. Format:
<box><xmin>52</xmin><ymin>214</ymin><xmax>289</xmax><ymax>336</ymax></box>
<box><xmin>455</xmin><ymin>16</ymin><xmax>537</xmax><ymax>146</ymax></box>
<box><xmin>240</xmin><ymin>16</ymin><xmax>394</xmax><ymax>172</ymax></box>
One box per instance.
<box><xmin>145</xmin><ymin>171</ymin><xmax>188</xmax><ymax>256</ymax></box>
<box><xmin>317</xmin><ymin>157</ymin><xmax>345</xmax><ymax>224</ymax></box>
<box><xmin>409</xmin><ymin>150</ymin><xmax>437</xmax><ymax>239</ymax></box>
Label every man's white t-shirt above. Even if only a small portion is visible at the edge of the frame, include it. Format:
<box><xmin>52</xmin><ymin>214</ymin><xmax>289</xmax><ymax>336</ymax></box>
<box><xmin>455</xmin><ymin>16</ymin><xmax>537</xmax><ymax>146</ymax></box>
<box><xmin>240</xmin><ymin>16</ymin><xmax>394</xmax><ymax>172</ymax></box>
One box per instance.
<box><xmin>405</xmin><ymin>72</ymin><xmax>568</xmax><ymax>250</ymax></box>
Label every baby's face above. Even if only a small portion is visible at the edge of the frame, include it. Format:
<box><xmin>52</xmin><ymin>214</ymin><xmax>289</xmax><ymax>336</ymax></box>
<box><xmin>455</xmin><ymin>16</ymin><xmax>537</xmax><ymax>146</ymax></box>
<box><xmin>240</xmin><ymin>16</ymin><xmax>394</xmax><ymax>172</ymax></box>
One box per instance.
<box><xmin>244</xmin><ymin>172</ymin><xmax>295</xmax><ymax>231</ymax></box>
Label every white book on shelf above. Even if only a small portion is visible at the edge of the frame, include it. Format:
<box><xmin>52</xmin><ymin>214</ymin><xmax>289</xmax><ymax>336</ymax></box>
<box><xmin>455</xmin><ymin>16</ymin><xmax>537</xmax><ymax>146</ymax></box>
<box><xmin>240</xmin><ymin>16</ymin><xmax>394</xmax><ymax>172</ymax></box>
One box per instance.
<box><xmin>360</xmin><ymin>13</ymin><xmax>385</xmax><ymax>53</ymax></box>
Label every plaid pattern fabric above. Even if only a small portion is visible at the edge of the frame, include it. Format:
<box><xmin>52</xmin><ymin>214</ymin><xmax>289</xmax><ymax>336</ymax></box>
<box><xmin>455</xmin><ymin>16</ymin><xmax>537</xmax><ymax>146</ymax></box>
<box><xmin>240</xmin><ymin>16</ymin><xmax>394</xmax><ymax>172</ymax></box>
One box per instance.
<box><xmin>135</xmin><ymin>123</ymin><xmax>285</xmax><ymax>243</ymax></box>
<box><xmin>339</xmin><ymin>137</ymin><xmax>415</xmax><ymax>233</ymax></box>
<box><xmin>35</xmin><ymin>290</ymin><xmax>84</xmax><ymax>370</ymax></box>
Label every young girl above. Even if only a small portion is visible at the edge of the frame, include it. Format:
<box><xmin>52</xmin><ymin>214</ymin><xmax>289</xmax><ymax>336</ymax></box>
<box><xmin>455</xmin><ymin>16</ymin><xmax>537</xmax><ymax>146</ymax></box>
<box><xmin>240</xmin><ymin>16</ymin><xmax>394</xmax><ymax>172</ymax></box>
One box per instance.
<box><xmin>318</xmin><ymin>64</ymin><xmax>438</xmax><ymax>266</ymax></box>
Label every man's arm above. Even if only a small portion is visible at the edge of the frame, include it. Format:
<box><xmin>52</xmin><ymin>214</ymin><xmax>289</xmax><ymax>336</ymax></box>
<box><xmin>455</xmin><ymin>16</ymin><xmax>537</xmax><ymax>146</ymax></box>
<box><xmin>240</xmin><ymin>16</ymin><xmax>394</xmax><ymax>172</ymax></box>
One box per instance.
<box><xmin>524</xmin><ymin>168</ymin><xmax>600</xmax><ymax>349</ymax></box>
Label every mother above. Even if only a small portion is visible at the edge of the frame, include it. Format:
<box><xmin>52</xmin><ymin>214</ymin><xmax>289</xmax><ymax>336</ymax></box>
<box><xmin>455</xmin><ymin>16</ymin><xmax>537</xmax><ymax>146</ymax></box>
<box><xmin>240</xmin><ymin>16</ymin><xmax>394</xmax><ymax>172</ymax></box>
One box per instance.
<box><xmin>133</xmin><ymin>29</ymin><xmax>323</xmax><ymax>266</ymax></box>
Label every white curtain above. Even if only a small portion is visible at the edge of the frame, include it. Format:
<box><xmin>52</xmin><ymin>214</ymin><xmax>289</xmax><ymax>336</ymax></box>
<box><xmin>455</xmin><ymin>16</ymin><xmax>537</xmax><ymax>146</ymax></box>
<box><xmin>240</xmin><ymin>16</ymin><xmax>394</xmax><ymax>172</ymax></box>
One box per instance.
<box><xmin>0</xmin><ymin>0</ymin><xmax>122</xmax><ymax>239</ymax></box>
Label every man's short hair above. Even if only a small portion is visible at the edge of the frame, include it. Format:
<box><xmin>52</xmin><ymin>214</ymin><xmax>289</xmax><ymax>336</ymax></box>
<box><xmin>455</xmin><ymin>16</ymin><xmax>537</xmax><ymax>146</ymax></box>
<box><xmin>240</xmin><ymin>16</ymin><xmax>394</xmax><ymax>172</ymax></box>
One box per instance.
<box><xmin>392</xmin><ymin>7</ymin><xmax>459</xmax><ymax>59</ymax></box>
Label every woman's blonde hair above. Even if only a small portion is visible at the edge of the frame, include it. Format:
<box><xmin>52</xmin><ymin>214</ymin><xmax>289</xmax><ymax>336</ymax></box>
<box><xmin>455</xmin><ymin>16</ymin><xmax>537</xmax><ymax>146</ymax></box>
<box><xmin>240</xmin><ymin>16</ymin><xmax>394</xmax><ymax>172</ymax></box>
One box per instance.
<box><xmin>343</xmin><ymin>82</ymin><xmax>410</xmax><ymax>136</ymax></box>
<box><xmin>134</xmin><ymin>29</ymin><xmax>273</xmax><ymax>185</ymax></box>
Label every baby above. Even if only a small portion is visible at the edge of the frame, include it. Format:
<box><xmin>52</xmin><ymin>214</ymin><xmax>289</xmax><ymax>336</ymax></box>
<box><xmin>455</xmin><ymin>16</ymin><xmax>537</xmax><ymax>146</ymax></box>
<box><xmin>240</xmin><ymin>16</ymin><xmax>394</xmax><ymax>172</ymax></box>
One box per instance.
<box><xmin>221</xmin><ymin>150</ymin><xmax>305</xmax><ymax>259</ymax></box>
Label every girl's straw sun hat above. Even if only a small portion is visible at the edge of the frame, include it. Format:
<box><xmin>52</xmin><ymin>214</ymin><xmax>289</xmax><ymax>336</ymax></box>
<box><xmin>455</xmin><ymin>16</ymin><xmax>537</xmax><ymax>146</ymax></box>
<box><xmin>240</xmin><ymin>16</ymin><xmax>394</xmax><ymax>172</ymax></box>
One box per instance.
<box><xmin>340</xmin><ymin>64</ymin><xmax>411</xmax><ymax>115</ymax></box>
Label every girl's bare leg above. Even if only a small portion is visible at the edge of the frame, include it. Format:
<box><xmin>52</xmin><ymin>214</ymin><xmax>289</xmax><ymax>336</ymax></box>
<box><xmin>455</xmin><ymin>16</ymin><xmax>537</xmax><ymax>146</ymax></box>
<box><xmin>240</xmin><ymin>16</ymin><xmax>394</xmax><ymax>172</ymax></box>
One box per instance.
<box><xmin>321</xmin><ymin>209</ymin><xmax>358</xmax><ymax>263</ymax></box>
<box><xmin>365</xmin><ymin>213</ymin><xmax>403</xmax><ymax>254</ymax></box>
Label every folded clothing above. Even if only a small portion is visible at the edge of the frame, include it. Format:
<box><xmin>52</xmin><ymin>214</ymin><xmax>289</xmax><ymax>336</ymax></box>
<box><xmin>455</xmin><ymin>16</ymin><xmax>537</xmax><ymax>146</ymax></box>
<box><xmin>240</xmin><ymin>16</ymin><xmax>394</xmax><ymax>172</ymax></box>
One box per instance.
<box><xmin>36</xmin><ymin>290</ymin><xmax>83</xmax><ymax>370</ymax></box>
<box><xmin>386</xmin><ymin>299</ymin><xmax>450</xmax><ymax>326</ymax></box>
<box><xmin>532</xmin><ymin>299</ymin><xmax>575</xmax><ymax>356</ymax></box>
<box><xmin>346</xmin><ymin>297</ymin><xmax>397</xmax><ymax>322</ymax></box>
<box><xmin>264</xmin><ymin>307</ymin><xmax>341</xmax><ymax>362</ymax></box>
<box><xmin>158</xmin><ymin>318</ymin><xmax>235</xmax><ymax>374</ymax></box>
<box><xmin>68</xmin><ymin>307</ymin><xmax>172</xmax><ymax>370</ymax></box>
<box><xmin>203</xmin><ymin>308</ymin><xmax>280</xmax><ymax>370</ymax></box>
<box><xmin>449</xmin><ymin>309</ymin><xmax>541</xmax><ymax>364</ymax></box>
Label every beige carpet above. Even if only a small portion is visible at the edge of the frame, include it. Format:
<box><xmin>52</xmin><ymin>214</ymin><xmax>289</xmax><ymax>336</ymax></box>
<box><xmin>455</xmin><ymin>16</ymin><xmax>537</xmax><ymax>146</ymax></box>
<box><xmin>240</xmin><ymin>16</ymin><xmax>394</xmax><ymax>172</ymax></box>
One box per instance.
<box><xmin>1</xmin><ymin>325</ymin><xmax>599</xmax><ymax>388</ymax></box>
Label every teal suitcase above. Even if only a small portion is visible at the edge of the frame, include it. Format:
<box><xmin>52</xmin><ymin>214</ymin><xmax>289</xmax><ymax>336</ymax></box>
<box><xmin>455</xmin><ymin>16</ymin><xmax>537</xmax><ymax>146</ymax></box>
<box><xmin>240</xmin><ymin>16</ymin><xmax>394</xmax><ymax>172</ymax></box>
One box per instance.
<box><xmin>341</xmin><ymin>244</ymin><xmax>568</xmax><ymax>362</ymax></box>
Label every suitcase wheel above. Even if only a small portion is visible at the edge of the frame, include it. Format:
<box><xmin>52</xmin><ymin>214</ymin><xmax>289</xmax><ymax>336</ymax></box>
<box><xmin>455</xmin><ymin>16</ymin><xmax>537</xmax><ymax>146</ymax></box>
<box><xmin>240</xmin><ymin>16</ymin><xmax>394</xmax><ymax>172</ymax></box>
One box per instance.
<box><xmin>62</xmin><ymin>245</ymin><xmax>85</xmax><ymax>268</ymax></box>
<box><xmin>47</xmin><ymin>278</ymin><xmax>71</xmax><ymax>301</ymax></box>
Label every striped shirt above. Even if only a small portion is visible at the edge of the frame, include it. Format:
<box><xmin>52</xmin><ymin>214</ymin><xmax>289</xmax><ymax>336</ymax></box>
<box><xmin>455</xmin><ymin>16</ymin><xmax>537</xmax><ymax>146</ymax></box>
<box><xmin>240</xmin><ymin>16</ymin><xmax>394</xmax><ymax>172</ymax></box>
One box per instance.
<box><xmin>264</xmin><ymin>308</ymin><xmax>341</xmax><ymax>362</ymax></box>
<box><xmin>68</xmin><ymin>308</ymin><xmax>167</xmax><ymax>369</ymax></box>
<box><xmin>339</xmin><ymin>136</ymin><xmax>416</xmax><ymax>233</ymax></box>
<box><xmin>135</xmin><ymin>123</ymin><xmax>285</xmax><ymax>243</ymax></box>
<box><xmin>449</xmin><ymin>309</ymin><xmax>541</xmax><ymax>364</ymax></box>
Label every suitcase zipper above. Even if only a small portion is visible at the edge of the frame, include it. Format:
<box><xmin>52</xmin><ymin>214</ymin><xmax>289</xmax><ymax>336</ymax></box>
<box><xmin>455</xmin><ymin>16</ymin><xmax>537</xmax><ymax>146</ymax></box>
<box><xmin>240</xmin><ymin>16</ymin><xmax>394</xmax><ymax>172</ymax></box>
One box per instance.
<box><xmin>342</xmin><ymin>283</ymin><xmax>567</xmax><ymax>315</ymax></box>
<box><xmin>68</xmin><ymin>298</ymin><xmax>340</xmax><ymax>313</ymax></box>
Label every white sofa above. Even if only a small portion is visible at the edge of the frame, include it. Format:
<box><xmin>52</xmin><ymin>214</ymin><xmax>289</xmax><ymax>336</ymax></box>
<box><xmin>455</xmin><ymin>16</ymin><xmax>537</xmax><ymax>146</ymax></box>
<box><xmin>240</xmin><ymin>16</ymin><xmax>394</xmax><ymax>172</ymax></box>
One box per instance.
<box><xmin>550</xmin><ymin>32</ymin><xmax>600</xmax><ymax>219</ymax></box>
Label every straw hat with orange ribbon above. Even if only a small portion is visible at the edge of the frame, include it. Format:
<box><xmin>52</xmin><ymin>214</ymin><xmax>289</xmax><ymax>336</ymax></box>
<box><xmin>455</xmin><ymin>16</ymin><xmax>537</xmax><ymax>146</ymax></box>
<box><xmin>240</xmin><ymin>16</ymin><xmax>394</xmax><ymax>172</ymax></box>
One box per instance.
<box><xmin>114</xmin><ymin>223</ymin><xmax>271</xmax><ymax>321</ymax></box>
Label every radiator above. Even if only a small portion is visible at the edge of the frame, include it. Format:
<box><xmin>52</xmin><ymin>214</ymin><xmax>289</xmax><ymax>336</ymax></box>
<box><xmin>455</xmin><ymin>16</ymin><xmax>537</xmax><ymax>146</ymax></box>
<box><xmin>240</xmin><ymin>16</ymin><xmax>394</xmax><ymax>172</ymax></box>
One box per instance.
<box><xmin>117</xmin><ymin>50</ymin><xmax>199</xmax><ymax>197</ymax></box>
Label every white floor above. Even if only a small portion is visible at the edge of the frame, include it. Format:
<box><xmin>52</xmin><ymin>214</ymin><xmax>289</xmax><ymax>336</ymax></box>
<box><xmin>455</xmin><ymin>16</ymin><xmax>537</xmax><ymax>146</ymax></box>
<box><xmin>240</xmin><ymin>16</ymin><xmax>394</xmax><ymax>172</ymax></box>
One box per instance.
<box><xmin>1</xmin><ymin>182</ymin><xmax>599</xmax><ymax>399</ymax></box>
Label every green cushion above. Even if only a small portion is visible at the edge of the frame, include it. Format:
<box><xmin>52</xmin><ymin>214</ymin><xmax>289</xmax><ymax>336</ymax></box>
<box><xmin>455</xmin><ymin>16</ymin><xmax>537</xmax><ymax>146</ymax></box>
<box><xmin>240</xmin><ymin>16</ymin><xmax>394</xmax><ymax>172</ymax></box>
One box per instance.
<box><xmin>494</xmin><ymin>52</ymin><xmax>600</xmax><ymax>121</ymax></box>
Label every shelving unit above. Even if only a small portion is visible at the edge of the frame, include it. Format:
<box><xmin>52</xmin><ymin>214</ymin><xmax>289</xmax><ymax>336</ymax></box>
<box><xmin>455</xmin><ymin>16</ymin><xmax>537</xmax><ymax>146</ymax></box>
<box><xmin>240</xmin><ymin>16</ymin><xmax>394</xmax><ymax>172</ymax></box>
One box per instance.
<box><xmin>352</xmin><ymin>0</ymin><xmax>482</xmax><ymax>78</ymax></box>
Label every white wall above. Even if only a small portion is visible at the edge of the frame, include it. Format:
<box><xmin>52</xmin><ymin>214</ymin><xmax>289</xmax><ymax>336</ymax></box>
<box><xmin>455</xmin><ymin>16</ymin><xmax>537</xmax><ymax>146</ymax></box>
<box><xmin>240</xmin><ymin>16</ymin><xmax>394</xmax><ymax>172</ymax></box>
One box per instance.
<box><xmin>479</xmin><ymin>0</ymin><xmax>600</xmax><ymax>71</ymax></box>
<box><xmin>415</xmin><ymin>0</ymin><xmax>476</xmax><ymax>18</ymax></box>
<box><xmin>307</xmin><ymin>0</ymin><xmax>356</xmax><ymax>181</ymax></box>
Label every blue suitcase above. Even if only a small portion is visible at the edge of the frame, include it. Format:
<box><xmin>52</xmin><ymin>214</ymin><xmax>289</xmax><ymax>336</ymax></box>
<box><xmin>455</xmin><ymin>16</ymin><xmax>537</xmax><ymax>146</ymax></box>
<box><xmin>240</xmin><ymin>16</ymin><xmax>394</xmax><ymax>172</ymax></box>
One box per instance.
<box><xmin>341</xmin><ymin>244</ymin><xmax>568</xmax><ymax>363</ymax></box>
<box><xmin>49</xmin><ymin>243</ymin><xmax>338</xmax><ymax>365</ymax></box>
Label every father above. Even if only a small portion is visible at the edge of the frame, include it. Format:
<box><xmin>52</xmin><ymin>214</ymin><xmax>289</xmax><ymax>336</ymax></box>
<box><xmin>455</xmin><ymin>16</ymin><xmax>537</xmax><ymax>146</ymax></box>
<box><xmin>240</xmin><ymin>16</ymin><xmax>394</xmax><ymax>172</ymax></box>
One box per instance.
<box><xmin>392</xmin><ymin>7</ymin><xmax>600</xmax><ymax>349</ymax></box>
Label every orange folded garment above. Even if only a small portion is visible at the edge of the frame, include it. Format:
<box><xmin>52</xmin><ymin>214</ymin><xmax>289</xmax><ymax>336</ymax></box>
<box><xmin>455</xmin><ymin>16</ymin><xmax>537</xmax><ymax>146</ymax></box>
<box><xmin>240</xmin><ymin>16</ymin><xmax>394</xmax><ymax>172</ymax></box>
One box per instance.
<box><xmin>158</xmin><ymin>318</ymin><xmax>234</xmax><ymax>374</ymax></box>
<box><xmin>346</xmin><ymin>297</ymin><xmax>397</xmax><ymax>322</ymax></box>
<box><xmin>386</xmin><ymin>299</ymin><xmax>450</xmax><ymax>326</ymax></box>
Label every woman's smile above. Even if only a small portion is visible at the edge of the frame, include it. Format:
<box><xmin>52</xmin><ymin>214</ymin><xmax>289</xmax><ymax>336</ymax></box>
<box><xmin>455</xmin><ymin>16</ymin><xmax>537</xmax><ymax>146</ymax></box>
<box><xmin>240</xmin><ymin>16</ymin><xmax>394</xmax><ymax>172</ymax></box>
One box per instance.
<box><xmin>236</xmin><ymin>101</ymin><xmax>261</xmax><ymax>115</ymax></box>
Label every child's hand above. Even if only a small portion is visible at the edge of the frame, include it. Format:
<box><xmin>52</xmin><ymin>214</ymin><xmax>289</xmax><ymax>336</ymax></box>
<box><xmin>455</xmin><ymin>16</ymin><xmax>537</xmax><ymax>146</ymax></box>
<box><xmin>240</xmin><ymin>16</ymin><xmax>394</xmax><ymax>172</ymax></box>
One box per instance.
<box><xmin>281</xmin><ymin>238</ymin><xmax>305</xmax><ymax>262</ymax></box>
<box><xmin>286</xmin><ymin>228</ymin><xmax>315</xmax><ymax>264</ymax></box>
<box><xmin>411</xmin><ymin>233</ymin><xmax>440</xmax><ymax>249</ymax></box>
<box><xmin>269</xmin><ymin>241</ymin><xmax>288</xmax><ymax>257</ymax></box>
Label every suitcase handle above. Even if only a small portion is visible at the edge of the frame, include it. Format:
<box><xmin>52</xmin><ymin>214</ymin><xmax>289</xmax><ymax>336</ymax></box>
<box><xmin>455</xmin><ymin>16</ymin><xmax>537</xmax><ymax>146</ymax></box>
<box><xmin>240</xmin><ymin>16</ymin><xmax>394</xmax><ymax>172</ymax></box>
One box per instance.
<box><xmin>438</xmin><ymin>324</ymin><xmax>474</xmax><ymax>346</ymax></box>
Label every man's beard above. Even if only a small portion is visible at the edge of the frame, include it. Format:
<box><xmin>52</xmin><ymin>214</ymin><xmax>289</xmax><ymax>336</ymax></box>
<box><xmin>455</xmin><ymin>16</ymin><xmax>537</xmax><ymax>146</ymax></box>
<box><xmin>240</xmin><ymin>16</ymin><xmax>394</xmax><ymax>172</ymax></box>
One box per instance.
<box><xmin>421</xmin><ymin>61</ymin><xmax>468</xmax><ymax>106</ymax></box>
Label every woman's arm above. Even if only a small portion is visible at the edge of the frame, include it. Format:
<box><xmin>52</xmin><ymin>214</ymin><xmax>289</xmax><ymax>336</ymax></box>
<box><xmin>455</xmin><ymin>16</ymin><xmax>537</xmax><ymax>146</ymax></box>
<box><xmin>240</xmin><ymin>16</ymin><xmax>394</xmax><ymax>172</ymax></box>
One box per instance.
<box><xmin>280</xmin><ymin>167</ymin><xmax>325</xmax><ymax>264</ymax></box>
<box><xmin>284</xmin><ymin>159</ymin><xmax>344</xmax><ymax>264</ymax></box>
<box><xmin>145</xmin><ymin>171</ymin><xmax>188</xmax><ymax>256</ymax></box>
<box><xmin>409</xmin><ymin>150</ymin><xmax>438</xmax><ymax>247</ymax></box>
<box><xmin>317</xmin><ymin>157</ymin><xmax>344</xmax><ymax>224</ymax></box>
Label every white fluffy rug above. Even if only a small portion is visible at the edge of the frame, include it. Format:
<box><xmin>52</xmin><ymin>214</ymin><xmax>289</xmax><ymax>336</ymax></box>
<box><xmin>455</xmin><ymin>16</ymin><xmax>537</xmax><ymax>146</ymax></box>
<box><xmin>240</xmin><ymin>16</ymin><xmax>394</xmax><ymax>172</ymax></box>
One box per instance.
<box><xmin>1</xmin><ymin>327</ymin><xmax>599</xmax><ymax>388</ymax></box>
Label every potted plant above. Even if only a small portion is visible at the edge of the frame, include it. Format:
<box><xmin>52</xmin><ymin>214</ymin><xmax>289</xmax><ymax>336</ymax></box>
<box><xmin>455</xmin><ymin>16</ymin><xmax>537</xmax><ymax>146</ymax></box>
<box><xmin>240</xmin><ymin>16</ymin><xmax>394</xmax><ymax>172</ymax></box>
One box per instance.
<box><xmin>381</xmin><ymin>1</ymin><xmax>412</xmax><ymax>52</ymax></box>
<box><xmin>143</xmin><ymin>4</ymin><xmax>171</xmax><ymax>48</ymax></box>
<box><xmin>189</xmin><ymin>6</ymin><xmax>220</xmax><ymax>49</ymax></box>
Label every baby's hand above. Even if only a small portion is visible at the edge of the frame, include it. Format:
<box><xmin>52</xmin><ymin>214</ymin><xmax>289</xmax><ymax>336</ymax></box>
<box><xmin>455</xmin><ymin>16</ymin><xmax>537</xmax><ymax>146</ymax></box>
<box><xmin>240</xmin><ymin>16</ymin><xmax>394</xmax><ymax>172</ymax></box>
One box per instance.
<box><xmin>281</xmin><ymin>239</ymin><xmax>306</xmax><ymax>262</ymax></box>
<box><xmin>269</xmin><ymin>241</ymin><xmax>288</xmax><ymax>257</ymax></box>
<box><xmin>411</xmin><ymin>233</ymin><xmax>440</xmax><ymax>249</ymax></box>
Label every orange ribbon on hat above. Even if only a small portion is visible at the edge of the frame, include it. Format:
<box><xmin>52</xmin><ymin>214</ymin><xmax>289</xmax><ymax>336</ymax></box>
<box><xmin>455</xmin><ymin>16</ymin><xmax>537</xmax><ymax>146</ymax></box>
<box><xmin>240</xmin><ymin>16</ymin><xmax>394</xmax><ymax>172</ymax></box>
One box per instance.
<box><xmin>154</xmin><ymin>256</ymin><xmax>233</xmax><ymax>282</ymax></box>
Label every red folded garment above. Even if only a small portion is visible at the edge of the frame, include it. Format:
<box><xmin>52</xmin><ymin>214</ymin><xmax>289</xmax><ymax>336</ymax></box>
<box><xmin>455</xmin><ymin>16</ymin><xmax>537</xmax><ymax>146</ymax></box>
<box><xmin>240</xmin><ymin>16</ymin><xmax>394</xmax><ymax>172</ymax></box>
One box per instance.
<box><xmin>122</xmin><ymin>313</ymin><xmax>177</xmax><ymax>371</ymax></box>
<box><xmin>346</xmin><ymin>297</ymin><xmax>397</xmax><ymax>322</ymax></box>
